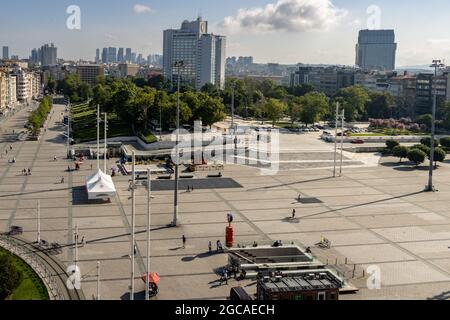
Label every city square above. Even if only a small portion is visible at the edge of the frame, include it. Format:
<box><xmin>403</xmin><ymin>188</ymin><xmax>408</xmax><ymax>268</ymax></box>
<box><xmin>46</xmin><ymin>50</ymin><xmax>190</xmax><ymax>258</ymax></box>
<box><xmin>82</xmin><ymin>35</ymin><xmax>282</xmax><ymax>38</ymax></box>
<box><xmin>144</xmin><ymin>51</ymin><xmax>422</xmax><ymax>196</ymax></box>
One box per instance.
<box><xmin>1</xmin><ymin>103</ymin><xmax>450</xmax><ymax>300</ymax></box>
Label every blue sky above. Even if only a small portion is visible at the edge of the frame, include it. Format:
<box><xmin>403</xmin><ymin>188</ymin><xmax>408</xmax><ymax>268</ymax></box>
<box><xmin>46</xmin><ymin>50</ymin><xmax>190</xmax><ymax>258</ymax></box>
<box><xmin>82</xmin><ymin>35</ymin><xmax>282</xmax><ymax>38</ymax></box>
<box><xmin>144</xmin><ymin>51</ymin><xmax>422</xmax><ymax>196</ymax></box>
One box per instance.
<box><xmin>1</xmin><ymin>0</ymin><xmax>450</xmax><ymax>66</ymax></box>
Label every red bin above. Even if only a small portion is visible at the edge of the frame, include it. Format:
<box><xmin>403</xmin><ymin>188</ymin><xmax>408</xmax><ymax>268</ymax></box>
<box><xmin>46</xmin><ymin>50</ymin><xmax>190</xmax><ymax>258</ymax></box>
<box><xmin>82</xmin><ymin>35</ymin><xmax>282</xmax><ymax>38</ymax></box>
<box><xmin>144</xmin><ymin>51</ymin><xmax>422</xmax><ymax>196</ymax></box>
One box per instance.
<box><xmin>226</xmin><ymin>226</ymin><xmax>234</xmax><ymax>248</ymax></box>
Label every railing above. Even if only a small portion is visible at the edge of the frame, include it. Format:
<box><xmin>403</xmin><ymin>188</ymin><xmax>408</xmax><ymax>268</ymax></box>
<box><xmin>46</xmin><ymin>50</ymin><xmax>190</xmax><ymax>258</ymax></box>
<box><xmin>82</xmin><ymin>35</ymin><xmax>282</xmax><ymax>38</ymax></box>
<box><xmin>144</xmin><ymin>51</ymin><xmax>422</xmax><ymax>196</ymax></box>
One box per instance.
<box><xmin>0</xmin><ymin>235</ymin><xmax>67</xmax><ymax>300</ymax></box>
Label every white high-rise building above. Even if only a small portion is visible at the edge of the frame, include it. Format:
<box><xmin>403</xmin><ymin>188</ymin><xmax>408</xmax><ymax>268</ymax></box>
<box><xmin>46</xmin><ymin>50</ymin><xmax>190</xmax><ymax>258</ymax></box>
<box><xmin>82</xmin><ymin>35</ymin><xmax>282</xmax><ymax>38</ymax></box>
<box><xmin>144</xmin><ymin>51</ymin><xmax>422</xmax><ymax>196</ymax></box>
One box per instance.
<box><xmin>163</xmin><ymin>17</ymin><xmax>226</xmax><ymax>90</ymax></box>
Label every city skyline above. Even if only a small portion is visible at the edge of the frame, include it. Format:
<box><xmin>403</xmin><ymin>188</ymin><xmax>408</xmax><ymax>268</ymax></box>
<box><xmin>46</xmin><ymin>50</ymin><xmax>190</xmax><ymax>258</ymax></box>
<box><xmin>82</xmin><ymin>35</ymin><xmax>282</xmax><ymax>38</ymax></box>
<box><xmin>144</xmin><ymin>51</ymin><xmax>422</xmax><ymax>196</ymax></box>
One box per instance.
<box><xmin>1</xmin><ymin>0</ymin><xmax>450</xmax><ymax>66</ymax></box>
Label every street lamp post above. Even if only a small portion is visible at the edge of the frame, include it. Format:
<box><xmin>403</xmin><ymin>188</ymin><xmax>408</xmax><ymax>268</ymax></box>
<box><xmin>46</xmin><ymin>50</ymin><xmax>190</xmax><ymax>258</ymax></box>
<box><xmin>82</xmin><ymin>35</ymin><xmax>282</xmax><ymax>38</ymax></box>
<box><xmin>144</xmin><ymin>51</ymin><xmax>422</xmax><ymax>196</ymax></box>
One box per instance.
<box><xmin>37</xmin><ymin>200</ymin><xmax>41</xmax><ymax>244</ymax></box>
<box><xmin>333</xmin><ymin>102</ymin><xmax>339</xmax><ymax>177</ymax></box>
<box><xmin>172</xmin><ymin>61</ymin><xmax>184</xmax><ymax>227</ymax></box>
<box><xmin>130</xmin><ymin>151</ymin><xmax>136</xmax><ymax>299</ymax></box>
<box><xmin>104</xmin><ymin>112</ymin><xmax>108</xmax><ymax>173</ymax></box>
<box><xmin>427</xmin><ymin>59</ymin><xmax>445</xmax><ymax>192</ymax></box>
<box><xmin>96</xmin><ymin>261</ymin><xmax>101</xmax><ymax>300</ymax></box>
<box><xmin>159</xmin><ymin>106</ymin><xmax>162</xmax><ymax>141</ymax></box>
<box><xmin>231</xmin><ymin>83</ymin><xmax>235</xmax><ymax>133</ymax></box>
<box><xmin>339</xmin><ymin>109</ymin><xmax>345</xmax><ymax>177</ymax></box>
<box><xmin>97</xmin><ymin>104</ymin><xmax>100</xmax><ymax>170</ymax></box>
<box><xmin>145</xmin><ymin>168</ymin><xmax>152</xmax><ymax>300</ymax></box>
<box><xmin>67</xmin><ymin>97</ymin><xmax>71</xmax><ymax>159</ymax></box>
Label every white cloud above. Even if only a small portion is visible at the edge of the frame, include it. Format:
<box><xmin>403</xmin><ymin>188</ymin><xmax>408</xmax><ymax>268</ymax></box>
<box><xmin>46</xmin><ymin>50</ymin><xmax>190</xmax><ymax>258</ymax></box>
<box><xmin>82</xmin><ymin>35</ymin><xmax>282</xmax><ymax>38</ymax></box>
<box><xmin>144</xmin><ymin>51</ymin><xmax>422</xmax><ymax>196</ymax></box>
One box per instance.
<box><xmin>427</xmin><ymin>39</ymin><xmax>450</xmax><ymax>46</ymax></box>
<box><xmin>133</xmin><ymin>4</ymin><xmax>154</xmax><ymax>15</ymax></box>
<box><xmin>220</xmin><ymin>0</ymin><xmax>347</xmax><ymax>34</ymax></box>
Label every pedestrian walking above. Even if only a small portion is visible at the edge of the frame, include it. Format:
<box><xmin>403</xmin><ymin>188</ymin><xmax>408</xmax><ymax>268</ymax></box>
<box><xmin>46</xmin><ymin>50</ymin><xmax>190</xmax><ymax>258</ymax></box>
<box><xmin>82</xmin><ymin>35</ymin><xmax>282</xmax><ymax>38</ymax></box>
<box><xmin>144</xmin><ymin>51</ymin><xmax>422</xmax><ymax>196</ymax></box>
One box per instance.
<box><xmin>224</xmin><ymin>269</ymin><xmax>228</xmax><ymax>285</ymax></box>
<box><xmin>61</xmin><ymin>176</ymin><xmax>65</xmax><ymax>184</ymax></box>
<box><xmin>292</xmin><ymin>209</ymin><xmax>296</xmax><ymax>219</ymax></box>
<box><xmin>81</xmin><ymin>236</ymin><xmax>85</xmax><ymax>246</ymax></box>
<box><xmin>298</xmin><ymin>194</ymin><xmax>302</xmax><ymax>202</ymax></box>
<box><xmin>191</xmin><ymin>185</ymin><xmax>194</xmax><ymax>192</ymax></box>
<box><xmin>27</xmin><ymin>168</ymin><xmax>31</xmax><ymax>175</ymax></box>
<box><xmin>208</xmin><ymin>241</ymin><xmax>212</xmax><ymax>254</ymax></box>
<box><xmin>187</xmin><ymin>185</ymin><xmax>190</xmax><ymax>192</ymax></box>
<box><xmin>134</xmin><ymin>244</ymin><xmax>137</xmax><ymax>255</ymax></box>
<box><xmin>9</xmin><ymin>145</ymin><xmax>12</xmax><ymax>150</ymax></box>
<box><xmin>90</xmin><ymin>163</ymin><xmax>93</xmax><ymax>170</ymax></box>
<box><xmin>182</xmin><ymin>235</ymin><xmax>186</xmax><ymax>249</ymax></box>
<box><xmin>54</xmin><ymin>155</ymin><xmax>57</xmax><ymax>161</ymax></box>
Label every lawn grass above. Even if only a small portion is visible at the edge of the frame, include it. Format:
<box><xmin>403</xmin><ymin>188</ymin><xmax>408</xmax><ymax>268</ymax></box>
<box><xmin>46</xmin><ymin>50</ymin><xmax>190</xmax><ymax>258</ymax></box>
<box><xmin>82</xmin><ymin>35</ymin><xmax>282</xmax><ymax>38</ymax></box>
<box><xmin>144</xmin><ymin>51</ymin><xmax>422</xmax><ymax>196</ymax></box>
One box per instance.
<box><xmin>71</xmin><ymin>104</ymin><xmax>134</xmax><ymax>143</ymax></box>
<box><xmin>0</xmin><ymin>248</ymin><xmax>49</xmax><ymax>300</ymax></box>
<box><xmin>138</xmin><ymin>130</ymin><xmax>158</xmax><ymax>144</ymax></box>
<box><xmin>348</xmin><ymin>133</ymin><xmax>388</xmax><ymax>137</ymax></box>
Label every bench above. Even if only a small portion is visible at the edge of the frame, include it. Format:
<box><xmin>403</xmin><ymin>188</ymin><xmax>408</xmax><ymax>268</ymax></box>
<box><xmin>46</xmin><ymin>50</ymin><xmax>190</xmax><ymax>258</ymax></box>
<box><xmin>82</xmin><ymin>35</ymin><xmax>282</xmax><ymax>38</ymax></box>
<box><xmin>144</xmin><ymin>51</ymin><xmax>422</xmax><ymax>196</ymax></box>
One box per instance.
<box><xmin>158</xmin><ymin>175</ymin><xmax>172</xmax><ymax>180</ymax></box>
<box><xmin>180</xmin><ymin>175</ymin><xmax>194</xmax><ymax>179</ymax></box>
<box><xmin>207</xmin><ymin>173</ymin><xmax>223</xmax><ymax>178</ymax></box>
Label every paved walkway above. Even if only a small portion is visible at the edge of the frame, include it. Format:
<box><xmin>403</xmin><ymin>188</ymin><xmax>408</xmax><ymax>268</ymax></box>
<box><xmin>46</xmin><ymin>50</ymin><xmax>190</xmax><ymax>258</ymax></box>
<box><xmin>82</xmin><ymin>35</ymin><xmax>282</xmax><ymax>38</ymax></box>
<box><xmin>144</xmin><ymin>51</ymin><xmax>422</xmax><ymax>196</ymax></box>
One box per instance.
<box><xmin>1</xmin><ymin>104</ymin><xmax>450</xmax><ymax>300</ymax></box>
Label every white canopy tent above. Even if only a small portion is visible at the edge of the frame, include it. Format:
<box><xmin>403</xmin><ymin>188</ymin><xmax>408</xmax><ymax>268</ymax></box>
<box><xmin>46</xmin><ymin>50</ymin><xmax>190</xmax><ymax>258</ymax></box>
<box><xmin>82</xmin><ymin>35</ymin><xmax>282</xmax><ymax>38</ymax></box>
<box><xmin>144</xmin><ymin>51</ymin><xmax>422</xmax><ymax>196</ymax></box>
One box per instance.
<box><xmin>85</xmin><ymin>169</ymin><xmax>117</xmax><ymax>200</ymax></box>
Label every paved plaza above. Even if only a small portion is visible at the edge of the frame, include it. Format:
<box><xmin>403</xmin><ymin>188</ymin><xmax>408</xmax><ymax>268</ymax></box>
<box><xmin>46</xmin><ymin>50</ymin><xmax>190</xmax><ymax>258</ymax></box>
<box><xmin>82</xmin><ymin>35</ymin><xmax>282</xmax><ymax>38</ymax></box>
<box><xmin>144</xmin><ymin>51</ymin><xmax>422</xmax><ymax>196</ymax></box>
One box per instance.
<box><xmin>1</xmin><ymin>104</ymin><xmax>450</xmax><ymax>300</ymax></box>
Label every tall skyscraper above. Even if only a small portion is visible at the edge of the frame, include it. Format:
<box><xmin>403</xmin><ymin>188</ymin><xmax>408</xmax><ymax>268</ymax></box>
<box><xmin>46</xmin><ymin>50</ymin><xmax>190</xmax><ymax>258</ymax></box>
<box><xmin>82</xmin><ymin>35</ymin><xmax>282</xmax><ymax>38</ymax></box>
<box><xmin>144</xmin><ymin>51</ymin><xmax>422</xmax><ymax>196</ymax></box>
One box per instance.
<box><xmin>131</xmin><ymin>52</ymin><xmax>137</xmax><ymax>64</ymax></box>
<box><xmin>41</xmin><ymin>43</ymin><xmax>57</xmax><ymax>66</ymax></box>
<box><xmin>30</xmin><ymin>48</ymin><xmax>42</xmax><ymax>64</ymax></box>
<box><xmin>125</xmin><ymin>48</ymin><xmax>132</xmax><ymax>63</ymax></box>
<box><xmin>356</xmin><ymin>29</ymin><xmax>397</xmax><ymax>71</ymax></box>
<box><xmin>117</xmin><ymin>48</ymin><xmax>124</xmax><ymax>62</ymax></box>
<box><xmin>102</xmin><ymin>48</ymin><xmax>108</xmax><ymax>63</ymax></box>
<box><xmin>163</xmin><ymin>17</ymin><xmax>226</xmax><ymax>90</ymax></box>
<box><xmin>137</xmin><ymin>54</ymin><xmax>143</xmax><ymax>65</ymax></box>
<box><xmin>2</xmin><ymin>46</ymin><xmax>9</xmax><ymax>60</ymax></box>
<box><xmin>95</xmin><ymin>49</ymin><xmax>100</xmax><ymax>63</ymax></box>
<box><xmin>108</xmin><ymin>47</ymin><xmax>117</xmax><ymax>63</ymax></box>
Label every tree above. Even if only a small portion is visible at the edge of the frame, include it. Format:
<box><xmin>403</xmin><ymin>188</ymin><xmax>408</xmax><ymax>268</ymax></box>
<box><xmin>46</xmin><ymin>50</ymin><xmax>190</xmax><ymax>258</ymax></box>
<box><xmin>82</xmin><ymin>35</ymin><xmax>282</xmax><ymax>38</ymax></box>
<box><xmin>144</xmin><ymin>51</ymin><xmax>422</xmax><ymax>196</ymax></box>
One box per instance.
<box><xmin>134</xmin><ymin>88</ymin><xmax>156</xmax><ymax>130</ymax></box>
<box><xmin>200</xmin><ymin>83</ymin><xmax>221</xmax><ymax>98</ymax></box>
<box><xmin>416</xmin><ymin>114</ymin><xmax>432</xmax><ymax>131</ymax></box>
<box><xmin>429</xmin><ymin>147</ymin><xmax>446</xmax><ymax>168</ymax></box>
<box><xmin>287</xmin><ymin>97</ymin><xmax>303</xmax><ymax>126</ymax></box>
<box><xmin>263</xmin><ymin>98</ymin><xmax>287</xmax><ymax>127</ymax></box>
<box><xmin>407</xmin><ymin>149</ymin><xmax>426</xmax><ymax>166</ymax></box>
<box><xmin>420</xmin><ymin>137</ymin><xmax>439</xmax><ymax>148</ymax></box>
<box><xmin>412</xmin><ymin>144</ymin><xmax>430</xmax><ymax>155</ymax></box>
<box><xmin>366</xmin><ymin>92</ymin><xmax>395</xmax><ymax>119</ymax></box>
<box><xmin>58</xmin><ymin>74</ymin><xmax>92</xmax><ymax>103</ymax></box>
<box><xmin>46</xmin><ymin>76</ymin><xmax>57</xmax><ymax>94</ymax></box>
<box><xmin>335</xmin><ymin>86</ymin><xmax>370</xmax><ymax>122</ymax></box>
<box><xmin>385</xmin><ymin>140</ymin><xmax>399</xmax><ymax>151</ymax></box>
<box><xmin>392</xmin><ymin>146</ymin><xmax>409</xmax><ymax>163</ymax></box>
<box><xmin>298</xmin><ymin>92</ymin><xmax>329</xmax><ymax>126</ymax></box>
<box><xmin>288</xmin><ymin>84</ymin><xmax>315</xmax><ymax>97</ymax></box>
<box><xmin>0</xmin><ymin>253</ymin><xmax>23</xmax><ymax>299</ymax></box>
<box><xmin>439</xmin><ymin>101</ymin><xmax>450</xmax><ymax>129</ymax></box>
<box><xmin>440</xmin><ymin>137</ymin><xmax>450</xmax><ymax>149</ymax></box>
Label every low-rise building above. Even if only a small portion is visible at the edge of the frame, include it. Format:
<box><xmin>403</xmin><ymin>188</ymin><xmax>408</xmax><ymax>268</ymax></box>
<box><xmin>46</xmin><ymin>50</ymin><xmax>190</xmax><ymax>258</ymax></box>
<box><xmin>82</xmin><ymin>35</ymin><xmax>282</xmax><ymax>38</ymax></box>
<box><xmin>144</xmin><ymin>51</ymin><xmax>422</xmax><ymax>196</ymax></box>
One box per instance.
<box><xmin>118</xmin><ymin>63</ymin><xmax>139</xmax><ymax>78</ymax></box>
<box><xmin>77</xmin><ymin>64</ymin><xmax>104</xmax><ymax>85</ymax></box>
<box><xmin>257</xmin><ymin>270</ymin><xmax>342</xmax><ymax>300</ymax></box>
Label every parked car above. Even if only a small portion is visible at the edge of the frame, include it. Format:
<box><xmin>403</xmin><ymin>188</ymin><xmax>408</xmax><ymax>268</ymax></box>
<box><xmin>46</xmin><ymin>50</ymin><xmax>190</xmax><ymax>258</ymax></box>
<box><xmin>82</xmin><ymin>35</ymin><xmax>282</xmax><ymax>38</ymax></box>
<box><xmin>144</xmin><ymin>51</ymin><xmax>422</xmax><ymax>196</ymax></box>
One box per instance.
<box><xmin>351</xmin><ymin>139</ymin><xmax>365</xmax><ymax>144</ymax></box>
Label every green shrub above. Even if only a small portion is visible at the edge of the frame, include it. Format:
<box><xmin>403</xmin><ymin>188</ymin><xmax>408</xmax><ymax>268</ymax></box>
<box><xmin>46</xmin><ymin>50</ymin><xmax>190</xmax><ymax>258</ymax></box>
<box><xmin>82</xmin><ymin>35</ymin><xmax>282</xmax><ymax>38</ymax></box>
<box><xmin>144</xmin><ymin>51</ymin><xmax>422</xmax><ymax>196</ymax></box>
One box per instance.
<box><xmin>407</xmin><ymin>149</ymin><xmax>426</xmax><ymax>166</ymax></box>
<box><xmin>0</xmin><ymin>253</ymin><xmax>23</xmax><ymax>299</ymax></box>
<box><xmin>412</xmin><ymin>144</ymin><xmax>430</xmax><ymax>155</ymax></box>
<box><xmin>386</xmin><ymin>139</ymin><xmax>399</xmax><ymax>150</ymax></box>
<box><xmin>420</xmin><ymin>137</ymin><xmax>439</xmax><ymax>148</ymax></box>
<box><xmin>392</xmin><ymin>146</ymin><xmax>409</xmax><ymax>163</ymax></box>
<box><xmin>429</xmin><ymin>147</ymin><xmax>447</xmax><ymax>167</ymax></box>
<box><xmin>27</xmin><ymin>96</ymin><xmax>53</xmax><ymax>134</ymax></box>
<box><xmin>440</xmin><ymin>137</ymin><xmax>450</xmax><ymax>148</ymax></box>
